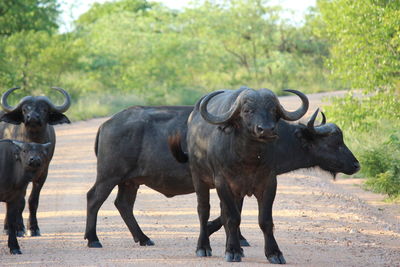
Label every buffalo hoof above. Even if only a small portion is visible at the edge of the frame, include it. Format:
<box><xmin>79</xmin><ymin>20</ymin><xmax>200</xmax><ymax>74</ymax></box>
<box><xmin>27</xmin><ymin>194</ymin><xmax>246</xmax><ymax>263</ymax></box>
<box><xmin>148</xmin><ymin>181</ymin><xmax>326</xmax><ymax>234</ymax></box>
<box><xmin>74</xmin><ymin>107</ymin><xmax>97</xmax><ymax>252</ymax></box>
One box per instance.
<box><xmin>240</xmin><ymin>238</ymin><xmax>250</xmax><ymax>247</ymax></box>
<box><xmin>225</xmin><ymin>251</ymin><xmax>242</xmax><ymax>262</ymax></box>
<box><xmin>196</xmin><ymin>248</ymin><xmax>212</xmax><ymax>257</ymax></box>
<box><xmin>10</xmin><ymin>248</ymin><xmax>22</xmax><ymax>255</ymax></box>
<box><xmin>27</xmin><ymin>229</ymin><xmax>41</xmax><ymax>237</ymax></box>
<box><xmin>240</xmin><ymin>247</ymin><xmax>245</xmax><ymax>257</ymax></box>
<box><xmin>267</xmin><ymin>254</ymin><xmax>286</xmax><ymax>264</ymax></box>
<box><xmin>88</xmin><ymin>241</ymin><xmax>103</xmax><ymax>248</ymax></box>
<box><xmin>17</xmin><ymin>230</ymin><xmax>26</xmax><ymax>237</ymax></box>
<box><xmin>140</xmin><ymin>239</ymin><xmax>155</xmax><ymax>246</ymax></box>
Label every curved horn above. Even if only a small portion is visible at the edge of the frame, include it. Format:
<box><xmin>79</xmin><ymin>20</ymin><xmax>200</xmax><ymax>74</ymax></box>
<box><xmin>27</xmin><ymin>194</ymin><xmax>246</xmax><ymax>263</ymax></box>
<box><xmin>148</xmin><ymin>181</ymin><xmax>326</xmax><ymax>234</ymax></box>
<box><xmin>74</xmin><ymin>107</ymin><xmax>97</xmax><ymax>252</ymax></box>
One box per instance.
<box><xmin>307</xmin><ymin>109</ymin><xmax>335</xmax><ymax>135</ymax></box>
<box><xmin>199</xmin><ymin>90</ymin><xmax>242</xmax><ymax>125</ymax></box>
<box><xmin>320</xmin><ymin>112</ymin><xmax>326</xmax><ymax>125</ymax></box>
<box><xmin>307</xmin><ymin>108</ymin><xmax>320</xmax><ymax>132</ymax></box>
<box><xmin>50</xmin><ymin>87</ymin><xmax>71</xmax><ymax>113</ymax></box>
<box><xmin>279</xmin><ymin>89</ymin><xmax>309</xmax><ymax>121</ymax></box>
<box><xmin>1</xmin><ymin>87</ymin><xmax>20</xmax><ymax>112</ymax></box>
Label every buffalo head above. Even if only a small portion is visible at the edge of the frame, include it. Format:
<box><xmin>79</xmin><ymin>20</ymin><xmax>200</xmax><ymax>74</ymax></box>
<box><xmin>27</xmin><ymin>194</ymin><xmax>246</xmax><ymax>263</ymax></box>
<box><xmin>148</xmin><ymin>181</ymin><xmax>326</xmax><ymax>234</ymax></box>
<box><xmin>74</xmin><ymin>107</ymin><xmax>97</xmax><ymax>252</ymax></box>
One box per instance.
<box><xmin>296</xmin><ymin>109</ymin><xmax>360</xmax><ymax>176</ymax></box>
<box><xmin>0</xmin><ymin>87</ymin><xmax>71</xmax><ymax>127</ymax></box>
<box><xmin>199</xmin><ymin>87</ymin><xmax>309</xmax><ymax>142</ymax></box>
<box><xmin>11</xmin><ymin>140</ymin><xmax>52</xmax><ymax>170</ymax></box>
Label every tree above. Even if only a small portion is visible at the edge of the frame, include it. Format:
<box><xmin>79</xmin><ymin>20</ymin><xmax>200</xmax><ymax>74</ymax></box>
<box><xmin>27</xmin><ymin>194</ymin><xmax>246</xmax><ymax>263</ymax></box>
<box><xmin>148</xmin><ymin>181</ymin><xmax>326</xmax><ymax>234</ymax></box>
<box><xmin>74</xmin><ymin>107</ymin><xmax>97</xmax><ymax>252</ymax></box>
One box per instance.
<box><xmin>0</xmin><ymin>0</ymin><xmax>59</xmax><ymax>36</ymax></box>
<box><xmin>315</xmin><ymin>0</ymin><xmax>400</xmax><ymax>91</ymax></box>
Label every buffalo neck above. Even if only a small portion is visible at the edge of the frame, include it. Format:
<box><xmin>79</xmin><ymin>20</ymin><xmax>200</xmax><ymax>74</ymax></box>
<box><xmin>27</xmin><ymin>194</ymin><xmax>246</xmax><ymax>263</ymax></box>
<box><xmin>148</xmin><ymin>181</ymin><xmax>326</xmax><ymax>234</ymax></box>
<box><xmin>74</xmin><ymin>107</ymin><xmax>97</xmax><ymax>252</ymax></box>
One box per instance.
<box><xmin>21</xmin><ymin>124</ymin><xmax>48</xmax><ymax>143</ymax></box>
<box><xmin>273</xmin><ymin>122</ymin><xmax>314</xmax><ymax>174</ymax></box>
<box><xmin>231</xmin><ymin>128</ymin><xmax>269</xmax><ymax>165</ymax></box>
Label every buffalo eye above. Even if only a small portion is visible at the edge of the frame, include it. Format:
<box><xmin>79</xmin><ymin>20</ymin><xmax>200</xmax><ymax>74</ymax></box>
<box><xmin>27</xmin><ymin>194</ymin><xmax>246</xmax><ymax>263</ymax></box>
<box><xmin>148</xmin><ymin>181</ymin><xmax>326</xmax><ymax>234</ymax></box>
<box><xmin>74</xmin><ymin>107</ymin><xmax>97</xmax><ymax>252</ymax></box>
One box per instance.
<box><xmin>22</xmin><ymin>105</ymin><xmax>32</xmax><ymax>113</ymax></box>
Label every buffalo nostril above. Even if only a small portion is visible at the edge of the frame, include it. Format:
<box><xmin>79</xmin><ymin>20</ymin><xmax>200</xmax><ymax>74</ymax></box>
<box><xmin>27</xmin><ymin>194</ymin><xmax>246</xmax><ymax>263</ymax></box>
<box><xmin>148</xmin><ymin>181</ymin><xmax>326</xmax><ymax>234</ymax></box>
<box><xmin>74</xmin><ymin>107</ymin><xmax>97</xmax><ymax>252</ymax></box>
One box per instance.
<box><xmin>256</xmin><ymin>125</ymin><xmax>264</xmax><ymax>134</ymax></box>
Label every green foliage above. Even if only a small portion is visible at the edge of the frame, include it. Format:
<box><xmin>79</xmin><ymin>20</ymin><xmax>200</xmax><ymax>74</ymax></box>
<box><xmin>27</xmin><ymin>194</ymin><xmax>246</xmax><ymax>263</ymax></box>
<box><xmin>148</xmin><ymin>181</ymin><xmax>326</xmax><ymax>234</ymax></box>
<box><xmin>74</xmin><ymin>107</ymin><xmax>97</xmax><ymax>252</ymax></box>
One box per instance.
<box><xmin>0</xmin><ymin>0</ymin><xmax>60</xmax><ymax>36</ymax></box>
<box><xmin>316</xmin><ymin>0</ymin><xmax>400</xmax><ymax>91</ymax></box>
<box><xmin>361</xmin><ymin>132</ymin><xmax>400</xmax><ymax>198</ymax></box>
<box><xmin>0</xmin><ymin>30</ymin><xmax>81</xmax><ymax>94</ymax></box>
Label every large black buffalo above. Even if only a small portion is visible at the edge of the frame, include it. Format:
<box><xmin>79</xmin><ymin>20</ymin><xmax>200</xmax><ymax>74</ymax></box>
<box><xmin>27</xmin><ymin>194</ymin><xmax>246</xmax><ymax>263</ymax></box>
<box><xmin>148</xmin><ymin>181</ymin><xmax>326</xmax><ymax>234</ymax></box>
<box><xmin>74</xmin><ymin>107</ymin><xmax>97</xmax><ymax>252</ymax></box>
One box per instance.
<box><xmin>0</xmin><ymin>87</ymin><xmax>71</xmax><ymax>236</ymax></box>
<box><xmin>185</xmin><ymin>87</ymin><xmax>314</xmax><ymax>263</ymax></box>
<box><xmin>171</xmin><ymin>109</ymin><xmax>360</xmax><ymax>262</ymax></box>
<box><xmin>184</xmin><ymin>99</ymin><xmax>360</xmax><ymax>263</ymax></box>
<box><xmin>0</xmin><ymin>140</ymin><xmax>51</xmax><ymax>254</ymax></box>
<box><xmin>85</xmin><ymin>87</ymin><xmax>307</xmax><ymax>249</ymax></box>
<box><xmin>85</xmin><ymin>106</ymin><xmax>209</xmax><ymax>248</ymax></box>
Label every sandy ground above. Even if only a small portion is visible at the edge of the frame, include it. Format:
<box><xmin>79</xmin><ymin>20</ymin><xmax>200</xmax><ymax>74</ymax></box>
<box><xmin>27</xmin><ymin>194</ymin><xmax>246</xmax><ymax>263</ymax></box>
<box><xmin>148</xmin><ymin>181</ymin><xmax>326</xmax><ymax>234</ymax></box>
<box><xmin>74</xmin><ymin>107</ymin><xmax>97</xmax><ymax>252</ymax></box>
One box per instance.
<box><xmin>1</xmin><ymin>92</ymin><xmax>399</xmax><ymax>266</ymax></box>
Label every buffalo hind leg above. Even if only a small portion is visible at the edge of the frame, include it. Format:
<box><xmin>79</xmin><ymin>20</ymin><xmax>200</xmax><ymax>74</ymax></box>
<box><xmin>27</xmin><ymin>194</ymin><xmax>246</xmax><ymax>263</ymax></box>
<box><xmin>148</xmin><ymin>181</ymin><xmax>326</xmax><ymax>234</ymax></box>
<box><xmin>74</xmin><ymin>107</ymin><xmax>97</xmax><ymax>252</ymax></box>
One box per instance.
<box><xmin>216</xmin><ymin>181</ymin><xmax>242</xmax><ymax>262</ymax></box>
<box><xmin>84</xmin><ymin>181</ymin><xmax>115</xmax><ymax>248</ymax></box>
<box><xmin>114</xmin><ymin>183</ymin><xmax>154</xmax><ymax>246</ymax></box>
<box><xmin>257</xmin><ymin>175</ymin><xmax>285</xmax><ymax>264</ymax></box>
<box><xmin>193</xmin><ymin>178</ymin><xmax>212</xmax><ymax>257</ymax></box>
<box><xmin>207</xmin><ymin>197</ymin><xmax>250</xmax><ymax>247</ymax></box>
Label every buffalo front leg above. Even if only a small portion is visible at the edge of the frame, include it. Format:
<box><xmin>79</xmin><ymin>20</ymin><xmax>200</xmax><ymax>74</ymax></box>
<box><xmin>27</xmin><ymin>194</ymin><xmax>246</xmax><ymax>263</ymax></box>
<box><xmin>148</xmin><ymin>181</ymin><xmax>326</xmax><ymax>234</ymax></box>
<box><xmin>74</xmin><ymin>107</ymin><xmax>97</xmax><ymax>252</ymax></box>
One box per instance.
<box><xmin>27</xmin><ymin>175</ymin><xmax>46</xmax><ymax>236</ymax></box>
<box><xmin>84</xmin><ymin>181</ymin><xmax>115</xmax><ymax>248</ymax></box>
<box><xmin>114</xmin><ymin>183</ymin><xmax>154</xmax><ymax>246</ymax></box>
<box><xmin>207</xmin><ymin>198</ymin><xmax>250</xmax><ymax>247</ymax></box>
<box><xmin>4</xmin><ymin>197</ymin><xmax>26</xmax><ymax>237</ymax></box>
<box><xmin>215</xmin><ymin>180</ymin><xmax>242</xmax><ymax>262</ymax></box>
<box><xmin>257</xmin><ymin>175</ymin><xmax>285</xmax><ymax>264</ymax></box>
<box><xmin>193</xmin><ymin>177</ymin><xmax>211</xmax><ymax>257</ymax></box>
<box><xmin>7</xmin><ymin>201</ymin><xmax>22</xmax><ymax>254</ymax></box>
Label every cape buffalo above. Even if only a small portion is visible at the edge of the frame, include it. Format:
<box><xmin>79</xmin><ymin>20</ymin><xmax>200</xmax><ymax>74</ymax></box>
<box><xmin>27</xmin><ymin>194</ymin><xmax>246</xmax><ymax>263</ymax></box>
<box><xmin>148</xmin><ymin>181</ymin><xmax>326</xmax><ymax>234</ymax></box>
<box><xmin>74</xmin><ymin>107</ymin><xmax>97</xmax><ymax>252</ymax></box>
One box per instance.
<box><xmin>180</xmin><ymin>106</ymin><xmax>360</xmax><ymax>263</ymax></box>
<box><xmin>185</xmin><ymin>87</ymin><xmax>309</xmax><ymax>262</ymax></box>
<box><xmin>0</xmin><ymin>140</ymin><xmax>51</xmax><ymax>254</ymax></box>
<box><xmin>85</xmin><ymin>87</ymin><xmax>307</xmax><ymax>249</ymax></box>
<box><xmin>0</xmin><ymin>87</ymin><xmax>71</xmax><ymax>236</ymax></box>
<box><xmin>170</xmin><ymin>109</ymin><xmax>360</xmax><ymax>261</ymax></box>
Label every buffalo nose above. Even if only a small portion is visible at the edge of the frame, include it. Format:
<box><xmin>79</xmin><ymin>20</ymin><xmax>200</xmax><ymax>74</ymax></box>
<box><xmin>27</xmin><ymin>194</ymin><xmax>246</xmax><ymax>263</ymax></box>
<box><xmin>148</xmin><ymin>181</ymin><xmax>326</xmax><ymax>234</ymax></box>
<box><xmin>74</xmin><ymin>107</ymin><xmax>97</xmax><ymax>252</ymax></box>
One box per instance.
<box><xmin>353</xmin><ymin>161</ymin><xmax>360</xmax><ymax>171</ymax></box>
<box><xmin>29</xmin><ymin>157</ymin><xmax>41</xmax><ymax>167</ymax></box>
<box><xmin>256</xmin><ymin>125</ymin><xmax>266</xmax><ymax>134</ymax></box>
<box><xmin>255</xmin><ymin>124</ymin><xmax>276</xmax><ymax>138</ymax></box>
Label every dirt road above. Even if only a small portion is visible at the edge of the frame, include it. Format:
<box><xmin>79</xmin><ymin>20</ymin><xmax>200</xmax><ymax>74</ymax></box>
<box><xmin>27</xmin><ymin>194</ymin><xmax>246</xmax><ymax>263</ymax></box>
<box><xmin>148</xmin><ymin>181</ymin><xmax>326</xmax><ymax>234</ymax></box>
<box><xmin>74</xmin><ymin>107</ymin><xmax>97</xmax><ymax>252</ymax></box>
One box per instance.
<box><xmin>1</xmin><ymin>92</ymin><xmax>399</xmax><ymax>266</ymax></box>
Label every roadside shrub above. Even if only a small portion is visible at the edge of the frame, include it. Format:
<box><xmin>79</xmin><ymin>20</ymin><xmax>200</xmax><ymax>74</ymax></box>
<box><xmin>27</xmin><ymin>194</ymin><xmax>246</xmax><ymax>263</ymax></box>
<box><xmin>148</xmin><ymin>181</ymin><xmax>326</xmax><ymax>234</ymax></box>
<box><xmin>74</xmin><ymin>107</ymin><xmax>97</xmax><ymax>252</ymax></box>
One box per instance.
<box><xmin>361</xmin><ymin>133</ymin><xmax>400</xmax><ymax>198</ymax></box>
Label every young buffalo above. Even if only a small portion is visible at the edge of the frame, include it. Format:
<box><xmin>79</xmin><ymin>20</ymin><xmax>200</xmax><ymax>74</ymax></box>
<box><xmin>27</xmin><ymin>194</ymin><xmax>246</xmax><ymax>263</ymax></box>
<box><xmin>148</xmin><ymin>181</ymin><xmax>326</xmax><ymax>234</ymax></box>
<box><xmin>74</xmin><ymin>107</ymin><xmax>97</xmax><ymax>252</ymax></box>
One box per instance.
<box><xmin>0</xmin><ymin>140</ymin><xmax>51</xmax><ymax>254</ymax></box>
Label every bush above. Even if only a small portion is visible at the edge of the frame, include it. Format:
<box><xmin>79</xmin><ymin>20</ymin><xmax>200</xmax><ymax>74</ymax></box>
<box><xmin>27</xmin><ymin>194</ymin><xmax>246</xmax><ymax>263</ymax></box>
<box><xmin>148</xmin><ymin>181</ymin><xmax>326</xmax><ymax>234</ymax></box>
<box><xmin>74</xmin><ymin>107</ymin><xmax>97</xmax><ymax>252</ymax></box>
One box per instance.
<box><xmin>361</xmin><ymin>133</ymin><xmax>400</xmax><ymax>198</ymax></box>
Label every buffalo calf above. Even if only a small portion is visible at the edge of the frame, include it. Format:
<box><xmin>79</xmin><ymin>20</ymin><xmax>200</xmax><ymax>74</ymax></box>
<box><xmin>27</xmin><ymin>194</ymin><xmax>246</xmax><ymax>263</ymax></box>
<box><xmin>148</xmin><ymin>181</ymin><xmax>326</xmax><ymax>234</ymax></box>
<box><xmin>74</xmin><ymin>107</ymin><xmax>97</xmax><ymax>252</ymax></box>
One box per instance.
<box><xmin>0</xmin><ymin>140</ymin><xmax>51</xmax><ymax>254</ymax></box>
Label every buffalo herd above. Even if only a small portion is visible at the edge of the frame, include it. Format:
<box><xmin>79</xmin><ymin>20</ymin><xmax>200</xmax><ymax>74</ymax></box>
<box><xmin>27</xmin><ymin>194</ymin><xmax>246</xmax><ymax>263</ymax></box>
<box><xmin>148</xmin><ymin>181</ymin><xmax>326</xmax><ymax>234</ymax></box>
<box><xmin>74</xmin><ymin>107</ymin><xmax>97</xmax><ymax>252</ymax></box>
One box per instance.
<box><xmin>0</xmin><ymin>86</ymin><xmax>360</xmax><ymax>264</ymax></box>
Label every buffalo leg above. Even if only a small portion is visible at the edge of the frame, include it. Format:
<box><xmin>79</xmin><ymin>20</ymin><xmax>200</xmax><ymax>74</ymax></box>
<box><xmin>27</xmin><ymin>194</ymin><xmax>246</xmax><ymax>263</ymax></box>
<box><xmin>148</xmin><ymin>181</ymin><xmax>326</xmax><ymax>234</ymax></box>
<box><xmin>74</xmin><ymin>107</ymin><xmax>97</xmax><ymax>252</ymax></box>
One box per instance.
<box><xmin>7</xmin><ymin>201</ymin><xmax>22</xmax><ymax>254</ymax></box>
<box><xmin>27</xmin><ymin>176</ymin><xmax>46</xmax><ymax>236</ymax></box>
<box><xmin>257</xmin><ymin>175</ymin><xmax>285</xmax><ymax>264</ymax></box>
<box><xmin>84</xmin><ymin>181</ymin><xmax>115</xmax><ymax>248</ymax></box>
<box><xmin>215</xmin><ymin>180</ymin><xmax>242</xmax><ymax>262</ymax></box>
<box><xmin>193</xmin><ymin>177</ymin><xmax>212</xmax><ymax>257</ymax></box>
<box><xmin>4</xmin><ymin>198</ymin><xmax>26</xmax><ymax>237</ymax></box>
<box><xmin>114</xmin><ymin>183</ymin><xmax>154</xmax><ymax>246</ymax></box>
<box><xmin>207</xmin><ymin>197</ymin><xmax>250</xmax><ymax>246</ymax></box>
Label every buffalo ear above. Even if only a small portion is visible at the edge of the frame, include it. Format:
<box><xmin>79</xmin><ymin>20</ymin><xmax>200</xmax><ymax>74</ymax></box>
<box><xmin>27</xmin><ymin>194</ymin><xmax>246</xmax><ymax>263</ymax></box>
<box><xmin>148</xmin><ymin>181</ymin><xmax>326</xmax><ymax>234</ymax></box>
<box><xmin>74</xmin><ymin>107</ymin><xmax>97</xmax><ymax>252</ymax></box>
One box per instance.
<box><xmin>48</xmin><ymin>112</ymin><xmax>70</xmax><ymax>125</ymax></box>
<box><xmin>42</xmin><ymin>142</ymin><xmax>52</xmax><ymax>156</ymax></box>
<box><xmin>0</xmin><ymin>110</ymin><xmax>24</xmax><ymax>125</ymax></box>
<box><xmin>11</xmin><ymin>140</ymin><xmax>24</xmax><ymax>161</ymax></box>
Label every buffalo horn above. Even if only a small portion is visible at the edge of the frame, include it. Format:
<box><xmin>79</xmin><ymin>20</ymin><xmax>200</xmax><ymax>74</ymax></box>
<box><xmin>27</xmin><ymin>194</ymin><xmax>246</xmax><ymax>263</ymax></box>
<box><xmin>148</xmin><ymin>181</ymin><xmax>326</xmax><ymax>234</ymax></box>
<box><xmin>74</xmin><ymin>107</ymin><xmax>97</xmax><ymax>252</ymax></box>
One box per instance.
<box><xmin>199</xmin><ymin>90</ymin><xmax>243</xmax><ymax>125</ymax></box>
<box><xmin>1</xmin><ymin>87</ymin><xmax>20</xmax><ymax>112</ymax></box>
<box><xmin>50</xmin><ymin>87</ymin><xmax>71</xmax><ymax>113</ymax></box>
<box><xmin>278</xmin><ymin>89</ymin><xmax>309</xmax><ymax>121</ymax></box>
<box><xmin>307</xmin><ymin>109</ymin><xmax>335</xmax><ymax>135</ymax></box>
